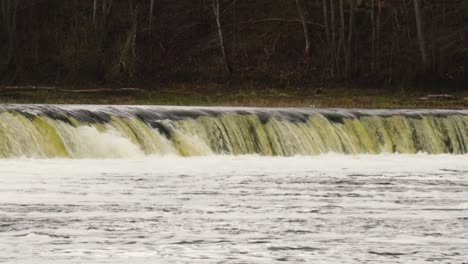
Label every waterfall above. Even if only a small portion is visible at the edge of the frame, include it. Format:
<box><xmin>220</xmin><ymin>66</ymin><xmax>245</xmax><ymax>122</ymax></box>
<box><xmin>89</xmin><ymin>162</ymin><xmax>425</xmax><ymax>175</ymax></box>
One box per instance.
<box><xmin>0</xmin><ymin>105</ymin><xmax>467</xmax><ymax>158</ymax></box>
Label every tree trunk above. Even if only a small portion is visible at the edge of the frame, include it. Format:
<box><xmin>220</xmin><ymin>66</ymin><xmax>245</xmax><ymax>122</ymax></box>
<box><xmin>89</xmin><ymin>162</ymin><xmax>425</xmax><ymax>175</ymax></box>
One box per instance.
<box><xmin>346</xmin><ymin>0</ymin><xmax>355</xmax><ymax>77</ymax></box>
<box><xmin>329</xmin><ymin>0</ymin><xmax>337</xmax><ymax>75</ymax></box>
<box><xmin>149</xmin><ymin>0</ymin><xmax>155</xmax><ymax>32</ymax></box>
<box><xmin>103</xmin><ymin>0</ymin><xmax>113</xmax><ymax>22</ymax></box>
<box><xmin>338</xmin><ymin>0</ymin><xmax>345</xmax><ymax>76</ymax></box>
<box><xmin>413</xmin><ymin>0</ymin><xmax>429</xmax><ymax>69</ymax></box>
<box><xmin>232</xmin><ymin>0</ymin><xmax>237</xmax><ymax>50</ymax></box>
<box><xmin>93</xmin><ymin>0</ymin><xmax>98</xmax><ymax>27</ymax></box>
<box><xmin>371</xmin><ymin>0</ymin><xmax>375</xmax><ymax>71</ymax></box>
<box><xmin>322</xmin><ymin>0</ymin><xmax>334</xmax><ymax>76</ymax></box>
<box><xmin>322</xmin><ymin>0</ymin><xmax>330</xmax><ymax>45</ymax></box>
<box><xmin>1</xmin><ymin>0</ymin><xmax>18</xmax><ymax>67</ymax></box>
<box><xmin>376</xmin><ymin>0</ymin><xmax>381</xmax><ymax>70</ymax></box>
<box><xmin>212</xmin><ymin>0</ymin><xmax>232</xmax><ymax>75</ymax></box>
<box><xmin>296</xmin><ymin>0</ymin><xmax>310</xmax><ymax>57</ymax></box>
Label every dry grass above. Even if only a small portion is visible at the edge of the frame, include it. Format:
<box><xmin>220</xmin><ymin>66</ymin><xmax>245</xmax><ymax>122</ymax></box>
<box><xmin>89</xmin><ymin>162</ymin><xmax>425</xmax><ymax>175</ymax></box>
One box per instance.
<box><xmin>0</xmin><ymin>84</ymin><xmax>467</xmax><ymax>109</ymax></box>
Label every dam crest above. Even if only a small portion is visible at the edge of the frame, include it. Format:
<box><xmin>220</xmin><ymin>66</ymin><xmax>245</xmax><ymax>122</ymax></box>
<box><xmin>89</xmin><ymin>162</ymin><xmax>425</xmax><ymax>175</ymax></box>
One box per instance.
<box><xmin>0</xmin><ymin>105</ymin><xmax>467</xmax><ymax>158</ymax></box>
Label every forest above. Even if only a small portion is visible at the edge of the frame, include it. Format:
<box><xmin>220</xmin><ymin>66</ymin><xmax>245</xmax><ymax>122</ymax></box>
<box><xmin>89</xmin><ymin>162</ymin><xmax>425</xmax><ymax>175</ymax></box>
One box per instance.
<box><xmin>0</xmin><ymin>0</ymin><xmax>467</xmax><ymax>90</ymax></box>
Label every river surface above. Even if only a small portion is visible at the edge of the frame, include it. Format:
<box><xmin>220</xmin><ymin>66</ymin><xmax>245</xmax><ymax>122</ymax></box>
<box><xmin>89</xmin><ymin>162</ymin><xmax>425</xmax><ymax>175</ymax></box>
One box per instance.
<box><xmin>0</xmin><ymin>155</ymin><xmax>467</xmax><ymax>263</ymax></box>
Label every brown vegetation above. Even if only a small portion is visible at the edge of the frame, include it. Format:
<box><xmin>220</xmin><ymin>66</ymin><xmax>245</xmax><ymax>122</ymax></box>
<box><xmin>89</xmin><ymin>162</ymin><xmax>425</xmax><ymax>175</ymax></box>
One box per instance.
<box><xmin>0</xmin><ymin>0</ymin><xmax>467</xmax><ymax>90</ymax></box>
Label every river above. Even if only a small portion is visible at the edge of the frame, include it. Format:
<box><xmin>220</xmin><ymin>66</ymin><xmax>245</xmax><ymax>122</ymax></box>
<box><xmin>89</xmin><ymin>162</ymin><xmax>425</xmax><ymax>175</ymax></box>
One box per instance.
<box><xmin>1</xmin><ymin>155</ymin><xmax>467</xmax><ymax>263</ymax></box>
<box><xmin>0</xmin><ymin>105</ymin><xmax>467</xmax><ymax>263</ymax></box>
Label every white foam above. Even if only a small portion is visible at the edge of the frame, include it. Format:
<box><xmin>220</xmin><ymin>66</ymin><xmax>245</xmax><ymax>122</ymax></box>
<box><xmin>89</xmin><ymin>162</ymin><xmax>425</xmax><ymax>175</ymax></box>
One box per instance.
<box><xmin>0</xmin><ymin>154</ymin><xmax>467</xmax><ymax>263</ymax></box>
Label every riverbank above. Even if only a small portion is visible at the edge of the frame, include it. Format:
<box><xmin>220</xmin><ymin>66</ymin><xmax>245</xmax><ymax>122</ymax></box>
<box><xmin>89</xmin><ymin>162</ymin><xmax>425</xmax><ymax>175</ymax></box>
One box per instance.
<box><xmin>1</xmin><ymin>84</ymin><xmax>467</xmax><ymax>108</ymax></box>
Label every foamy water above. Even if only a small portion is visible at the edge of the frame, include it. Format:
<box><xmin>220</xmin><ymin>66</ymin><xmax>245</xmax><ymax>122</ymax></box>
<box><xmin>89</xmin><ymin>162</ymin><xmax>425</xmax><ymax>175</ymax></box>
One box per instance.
<box><xmin>0</xmin><ymin>155</ymin><xmax>467</xmax><ymax>263</ymax></box>
<box><xmin>1</xmin><ymin>105</ymin><xmax>468</xmax><ymax>158</ymax></box>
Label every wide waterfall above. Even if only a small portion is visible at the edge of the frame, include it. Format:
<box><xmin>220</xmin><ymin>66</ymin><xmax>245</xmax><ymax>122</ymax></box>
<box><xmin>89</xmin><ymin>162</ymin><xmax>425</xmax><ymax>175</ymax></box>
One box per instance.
<box><xmin>0</xmin><ymin>105</ymin><xmax>467</xmax><ymax>158</ymax></box>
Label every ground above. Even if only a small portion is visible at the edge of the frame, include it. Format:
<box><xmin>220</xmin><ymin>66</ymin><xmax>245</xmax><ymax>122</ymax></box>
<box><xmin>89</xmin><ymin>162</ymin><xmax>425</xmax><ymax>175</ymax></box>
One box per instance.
<box><xmin>0</xmin><ymin>84</ymin><xmax>467</xmax><ymax>108</ymax></box>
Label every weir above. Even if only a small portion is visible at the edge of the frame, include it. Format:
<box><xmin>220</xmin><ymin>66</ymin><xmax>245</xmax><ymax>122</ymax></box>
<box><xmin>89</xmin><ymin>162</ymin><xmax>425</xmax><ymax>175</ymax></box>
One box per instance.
<box><xmin>0</xmin><ymin>105</ymin><xmax>467</xmax><ymax>158</ymax></box>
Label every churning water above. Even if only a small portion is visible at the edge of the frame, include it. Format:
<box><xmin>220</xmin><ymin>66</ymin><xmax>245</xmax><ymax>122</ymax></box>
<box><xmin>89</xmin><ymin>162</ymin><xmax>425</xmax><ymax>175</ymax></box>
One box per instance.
<box><xmin>1</xmin><ymin>156</ymin><xmax>468</xmax><ymax>263</ymax></box>
<box><xmin>0</xmin><ymin>105</ymin><xmax>467</xmax><ymax>263</ymax></box>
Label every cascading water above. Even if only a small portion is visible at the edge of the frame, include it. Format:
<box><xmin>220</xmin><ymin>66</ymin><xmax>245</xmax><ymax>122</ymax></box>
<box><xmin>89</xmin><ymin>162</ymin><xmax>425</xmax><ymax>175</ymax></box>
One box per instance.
<box><xmin>0</xmin><ymin>104</ymin><xmax>467</xmax><ymax>158</ymax></box>
<box><xmin>2</xmin><ymin>105</ymin><xmax>468</xmax><ymax>263</ymax></box>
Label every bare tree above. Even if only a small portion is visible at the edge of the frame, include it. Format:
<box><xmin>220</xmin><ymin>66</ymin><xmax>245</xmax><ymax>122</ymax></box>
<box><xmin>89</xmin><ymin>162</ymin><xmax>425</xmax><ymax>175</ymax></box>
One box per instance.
<box><xmin>371</xmin><ymin>0</ymin><xmax>376</xmax><ymax>71</ymax></box>
<box><xmin>1</xmin><ymin>0</ymin><xmax>18</xmax><ymax>66</ymax></box>
<box><xmin>413</xmin><ymin>0</ymin><xmax>429</xmax><ymax>69</ymax></box>
<box><xmin>322</xmin><ymin>0</ymin><xmax>330</xmax><ymax>46</ymax></box>
<box><xmin>337</xmin><ymin>0</ymin><xmax>345</xmax><ymax>76</ymax></box>
<box><xmin>212</xmin><ymin>0</ymin><xmax>232</xmax><ymax>74</ymax></box>
<box><xmin>93</xmin><ymin>0</ymin><xmax>113</xmax><ymax>29</ymax></box>
<box><xmin>93</xmin><ymin>0</ymin><xmax>98</xmax><ymax>26</ymax></box>
<box><xmin>345</xmin><ymin>0</ymin><xmax>355</xmax><ymax>77</ymax></box>
<box><xmin>325</xmin><ymin>0</ymin><xmax>338</xmax><ymax>76</ymax></box>
<box><xmin>149</xmin><ymin>0</ymin><xmax>155</xmax><ymax>32</ymax></box>
<box><xmin>232</xmin><ymin>0</ymin><xmax>238</xmax><ymax>50</ymax></box>
<box><xmin>112</xmin><ymin>0</ymin><xmax>138</xmax><ymax>78</ymax></box>
<box><xmin>296</xmin><ymin>0</ymin><xmax>311</xmax><ymax>57</ymax></box>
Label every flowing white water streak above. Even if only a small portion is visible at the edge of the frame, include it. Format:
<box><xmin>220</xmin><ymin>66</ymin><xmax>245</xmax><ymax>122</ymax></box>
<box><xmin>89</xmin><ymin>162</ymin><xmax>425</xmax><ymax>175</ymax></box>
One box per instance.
<box><xmin>0</xmin><ymin>155</ymin><xmax>467</xmax><ymax>263</ymax></box>
<box><xmin>0</xmin><ymin>105</ymin><xmax>467</xmax><ymax>158</ymax></box>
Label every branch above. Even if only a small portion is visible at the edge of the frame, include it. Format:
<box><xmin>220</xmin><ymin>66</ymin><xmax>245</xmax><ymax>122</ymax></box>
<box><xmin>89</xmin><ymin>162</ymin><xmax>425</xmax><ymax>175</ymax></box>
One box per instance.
<box><xmin>241</xmin><ymin>18</ymin><xmax>324</xmax><ymax>28</ymax></box>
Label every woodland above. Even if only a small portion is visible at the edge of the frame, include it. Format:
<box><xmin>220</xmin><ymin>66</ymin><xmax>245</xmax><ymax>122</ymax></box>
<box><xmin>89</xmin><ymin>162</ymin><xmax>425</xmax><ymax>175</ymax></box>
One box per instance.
<box><xmin>0</xmin><ymin>0</ymin><xmax>467</xmax><ymax>90</ymax></box>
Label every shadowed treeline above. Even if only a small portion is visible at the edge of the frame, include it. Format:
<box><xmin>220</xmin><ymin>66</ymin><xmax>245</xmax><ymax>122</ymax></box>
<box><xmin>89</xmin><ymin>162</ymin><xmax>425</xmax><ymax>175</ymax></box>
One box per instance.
<box><xmin>0</xmin><ymin>0</ymin><xmax>467</xmax><ymax>89</ymax></box>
